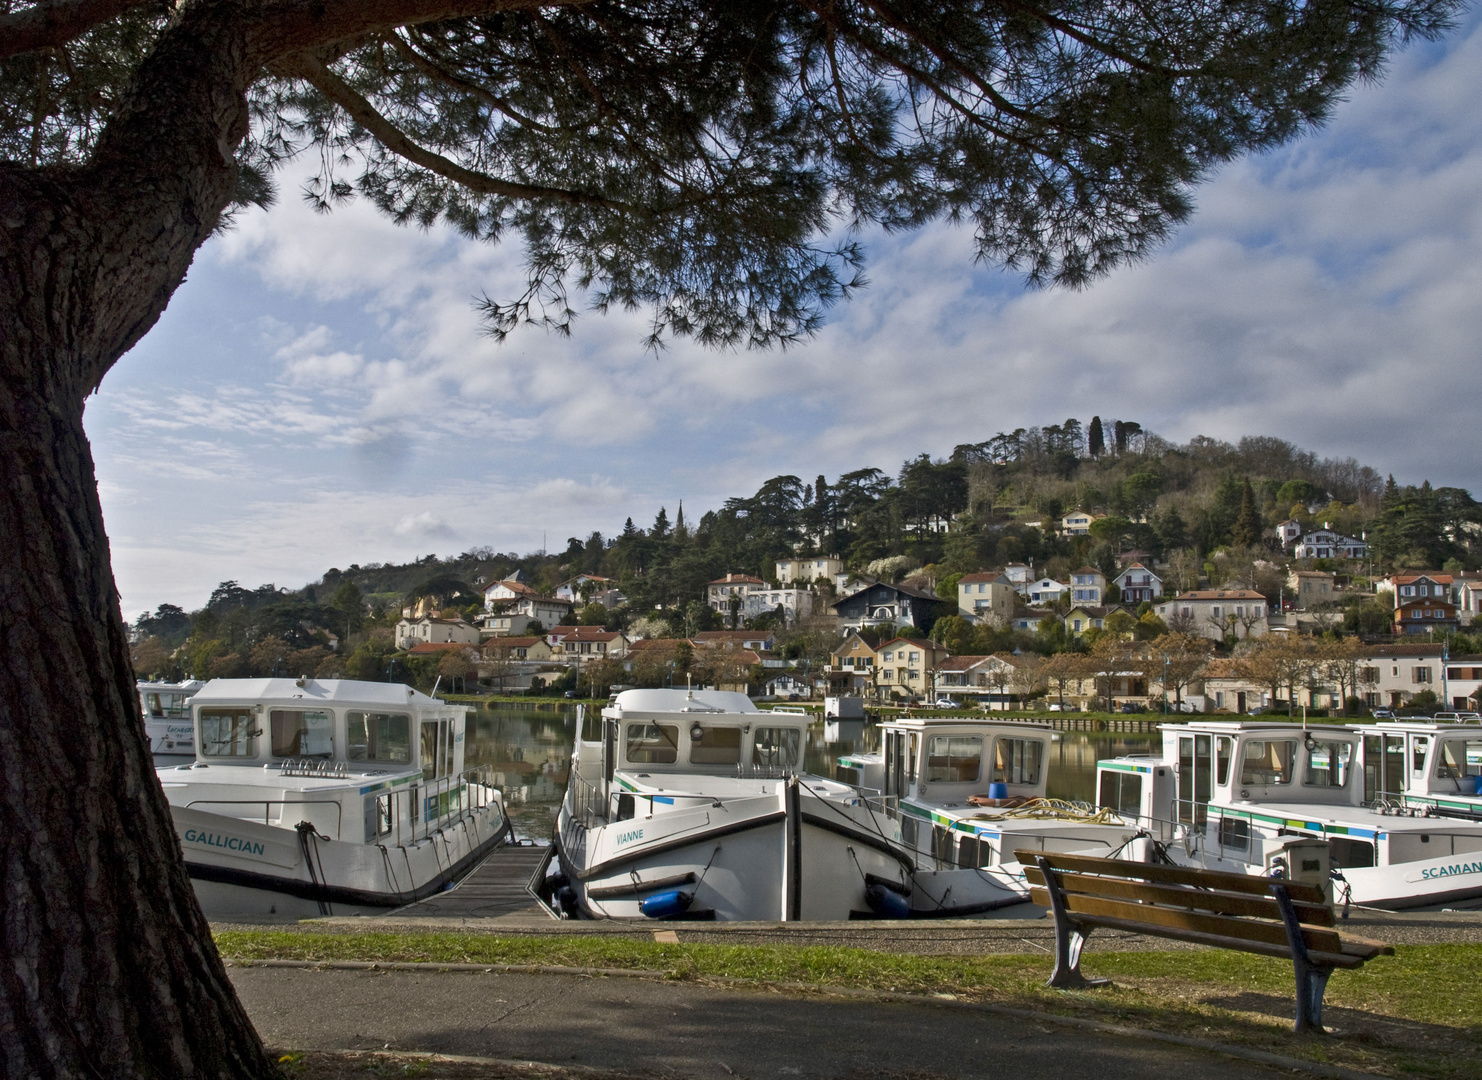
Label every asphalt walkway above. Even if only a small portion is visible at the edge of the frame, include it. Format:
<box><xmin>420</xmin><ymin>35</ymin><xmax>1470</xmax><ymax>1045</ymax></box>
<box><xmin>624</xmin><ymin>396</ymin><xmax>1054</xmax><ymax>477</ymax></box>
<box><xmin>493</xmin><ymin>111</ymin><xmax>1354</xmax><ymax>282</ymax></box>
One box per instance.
<box><xmin>230</xmin><ymin>964</ymin><xmax>1307</xmax><ymax>1080</ymax></box>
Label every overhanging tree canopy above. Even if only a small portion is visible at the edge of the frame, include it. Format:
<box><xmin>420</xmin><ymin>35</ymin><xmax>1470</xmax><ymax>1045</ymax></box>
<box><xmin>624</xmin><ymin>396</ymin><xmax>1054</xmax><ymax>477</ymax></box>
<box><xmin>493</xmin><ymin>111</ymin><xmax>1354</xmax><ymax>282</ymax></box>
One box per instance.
<box><xmin>0</xmin><ymin>1</ymin><xmax>1460</xmax><ymax>1077</ymax></box>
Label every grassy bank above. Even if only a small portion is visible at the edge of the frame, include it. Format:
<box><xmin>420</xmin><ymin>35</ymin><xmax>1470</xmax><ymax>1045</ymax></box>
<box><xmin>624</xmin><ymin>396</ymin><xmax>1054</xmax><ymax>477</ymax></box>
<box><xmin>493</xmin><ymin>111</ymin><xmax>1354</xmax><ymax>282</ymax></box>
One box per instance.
<box><xmin>220</xmin><ymin>930</ymin><xmax>1481</xmax><ymax>1079</ymax></box>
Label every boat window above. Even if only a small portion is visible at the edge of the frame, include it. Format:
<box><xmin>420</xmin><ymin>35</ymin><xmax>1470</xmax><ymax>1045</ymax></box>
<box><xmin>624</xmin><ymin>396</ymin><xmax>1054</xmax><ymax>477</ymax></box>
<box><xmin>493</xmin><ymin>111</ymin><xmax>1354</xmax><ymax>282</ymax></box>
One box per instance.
<box><xmin>1099</xmin><ymin>771</ymin><xmax>1142</xmax><ymax>816</ymax></box>
<box><xmin>581</xmin><ymin>707</ymin><xmax>602</xmax><ymax>743</ymax></box>
<box><xmin>626</xmin><ymin>723</ymin><xmax>679</xmax><ymax>764</ymax></box>
<box><xmin>1364</xmin><ymin>733</ymin><xmax>1406</xmax><ymax>802</ymax></box>
<box><xmin>926</xmin><ymin>736</ymin><xmax>982</xmax><ymax>783</ymax></box>
<box><xmin>1239</xmin><ymin>740</ymin><xmax>1295</xmax><ymax>785</ymax></box>
<box><xmin>421</xmin><ymin>719</ymin><xmax>454</xmax><ymax>780</ymax></box>
<box><xmin>1216</xmin><ymin>737</ymin><xmax>1234</xmax><ymax>785</ymax></box>
<box><xmin>993</xmin><ymin>738</ymin><xmax>1044</xmax><ymax>786</ymax></box>
<box><xmin>906</xmin><ymin>734</ymin><xmax>919</xmax><ymax>786</ymax></box>
<box><xmin>1217</xmin><ymin>816</ymin><xmax>1250</xmax><ymax>852</ymax></box>
<box><xmin>957</xmin><ymin>833</ymin><xmax>982</xmax><ymax>868</ymax></box>
<box><xmin>1303</xmin><ymin>740</ymin><xmax>1352</xmax><ymax>788</ymax></box>
<box><xmin>1411</xmin><ymin>736</ymin><xmax>1430</xmax><ymax>775</ymax></box>
<box><xmin>690</xmin><ymin>726</ymin><xmax>742</xmax><ymax>765</ymax></box>
<box><xmin>752</xmin><ymin>726</ymin><xmax>802</xmax><ymax>768</ymax></box>
<box><xmin>1436</xmin><ymin>739</ymin><xmax>1482</xmax><ymax>780</ymax></box>
<box><xmin>347</xmin><ymin>711</ymin><xmax>412</xmax><ymax>765</ymax></box>
<box><xmin>145</xmin><ymin>693</ymin><xmax>165</xmax><ymax>717</ymax></box>
<box><xmin>1328</xmin><ymin>836</ymin><xmax>1376</xmax><ymax>868</ymax></box>
<box><xmin>199</xmin><ymin>707</ymin><xmax>259</xmax><ymax>757</ymax></box>
<box><xmin>271</xmin><ymin>709</ymin><xmax>334</xmax><ymax>758</ymax></box>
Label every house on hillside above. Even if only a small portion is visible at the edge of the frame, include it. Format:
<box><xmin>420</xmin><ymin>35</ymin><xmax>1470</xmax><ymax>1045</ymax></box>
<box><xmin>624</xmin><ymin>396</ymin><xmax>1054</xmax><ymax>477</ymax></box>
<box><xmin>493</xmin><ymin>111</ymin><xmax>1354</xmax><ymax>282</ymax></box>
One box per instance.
<box><xmin>957</xmin><ymin>571</ymin><xmax>1015</xmax><ymax>627</ymax></box>
<box><xmin>1155</xmin><ymin>590</ymin><xmax>1268</xmax><ymax>642</ymax></box>
<box><xmin>395</xmin><ymin>616</ymin><xmax>481</xmax><ymax>650</ymax></box>
<box><xmin>1294</xmin><ymin>527</ymin><xmax>1367</xmax><ymax>560</ymax></box>
<box><xmin>546</xmin><ymin>626</ymin><xmax>630</xmax><ymax>664</ymax></box>
<box><xmin>1070</xmin><ymin>566</ymin><xmax>1106</xmax><ymax>605</ymax></box>
<box><xmin>693</xmin><ymin>629</ymin><xmax>776</xmax><ymax>652</ymax></box>
<box><xmin>934</xmin><ymin>653</ymin><xmax>1031</xmax><ymax>708</ymax></box>
<box><xmin>1113</xmin><ymin>563</ymin><xmax>1162</xmax><ymax>604</ymax></box>
<box><xmin>825</xmin><ymin>630</ymin><xmax>879</xmax><ymax>695</ymax></box>
<box><xmin>1024</xmin><ymin>577</ymin><xmax>1068</xmax><ymax>605</ymax></box>
<box><xmin>776</xmin><ymin>555</ymin><xmax>842</xmax><ymax>585</ymax></box>
<box><xmin>831</xmin><ymin>580</ymin><xmax>938</xmax><ymax>631</ymax></box>
<box><xmin>874</xmin><ymin>637</ymin><xmax>951</xmax><ymax>702</ymax></box>
<box><xmin>1059</xmin><ymin>510</ymin><xmax>1101</xmax><ymax>537</ymax></box>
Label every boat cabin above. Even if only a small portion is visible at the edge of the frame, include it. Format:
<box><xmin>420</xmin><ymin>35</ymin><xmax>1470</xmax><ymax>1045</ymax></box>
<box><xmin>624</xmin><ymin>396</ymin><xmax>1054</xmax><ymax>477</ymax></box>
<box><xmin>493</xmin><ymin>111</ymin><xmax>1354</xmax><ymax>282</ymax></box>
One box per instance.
<box><xmin>1098</xmin><ymin>721</ymin><xmax>1365</xmax><ymax>842</ymax></box>
<box><xmin>160</xmin><ymin>678</ymin><xmax>482</xmax><ymax>845</ymax></box>
<box><xmin>1350</xmin><ymin>721</ymin><xmax>1482</xmax><ymax>815</ymax></box>
<box><xmin>877</xmin><ymin>716</ymin><xmax>1052</xmax><ymax>803</ymax></box>
<box><xmin>568</xmin><ymin>689</ymin><xmax>817</xmax><ymax>825</ymax></box>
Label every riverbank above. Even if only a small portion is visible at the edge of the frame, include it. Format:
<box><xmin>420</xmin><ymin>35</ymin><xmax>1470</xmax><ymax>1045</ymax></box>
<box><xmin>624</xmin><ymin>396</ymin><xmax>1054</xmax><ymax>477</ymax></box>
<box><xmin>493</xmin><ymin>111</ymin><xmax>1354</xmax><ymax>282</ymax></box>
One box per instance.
<box><xmin>222</xmin><ymin>922</ymin><xmax>1481</xmax><ymax>1080</ymax></box>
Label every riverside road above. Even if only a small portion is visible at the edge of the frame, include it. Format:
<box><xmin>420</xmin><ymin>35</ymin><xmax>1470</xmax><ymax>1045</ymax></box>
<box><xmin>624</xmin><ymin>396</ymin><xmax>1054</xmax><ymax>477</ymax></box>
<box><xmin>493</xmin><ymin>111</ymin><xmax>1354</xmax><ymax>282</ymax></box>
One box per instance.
<box><xmin>232</xmin><ymin>963</ymin><xmax>1313</xmax><ymax>1080</ymax></box>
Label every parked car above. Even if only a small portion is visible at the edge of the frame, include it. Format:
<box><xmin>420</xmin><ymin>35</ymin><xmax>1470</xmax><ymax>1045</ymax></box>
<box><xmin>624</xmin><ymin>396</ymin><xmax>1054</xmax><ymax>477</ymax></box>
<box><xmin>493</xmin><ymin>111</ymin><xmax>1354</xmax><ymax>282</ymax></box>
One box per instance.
<box><xmin>1371</xmin><ymin>708</ymin><xmax>1397</xmax><ymax>719</ymax></box>
<box><xmin>1118</xmin><ymin>702</ymin><xmax>1147</xmax><ymax>714</ymax></box>
<box><xmin>1433</xmin><ymin>711</ymin><xmax>1481</xmax><ymax>722</ymax></box>
<box><xmin>932</xmin><ymin>697</ymin><xmax>961</xmax><ymax>709</ymax></box>
<box><xmin>1045</xmin><ymin>703</ymin><xmax>1067</xmax><ymax>712</ymax></box>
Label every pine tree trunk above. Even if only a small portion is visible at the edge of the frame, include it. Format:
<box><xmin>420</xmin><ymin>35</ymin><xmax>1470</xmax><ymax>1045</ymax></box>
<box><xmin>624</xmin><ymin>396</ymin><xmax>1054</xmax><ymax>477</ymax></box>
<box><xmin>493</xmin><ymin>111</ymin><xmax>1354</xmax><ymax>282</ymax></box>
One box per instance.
<box><xmin>0</xmin><ymin>11</ymin><xmax>275</xmax><ymax>1078</ymax></box>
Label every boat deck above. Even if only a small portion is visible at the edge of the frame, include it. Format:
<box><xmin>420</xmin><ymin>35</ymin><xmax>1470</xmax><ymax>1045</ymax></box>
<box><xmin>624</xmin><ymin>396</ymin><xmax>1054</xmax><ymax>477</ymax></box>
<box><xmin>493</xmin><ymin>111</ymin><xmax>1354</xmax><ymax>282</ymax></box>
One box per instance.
<box><xmin>387</xmin><ymin>842</ymin><xmax>548</xmax><ymax>919</ymax></box>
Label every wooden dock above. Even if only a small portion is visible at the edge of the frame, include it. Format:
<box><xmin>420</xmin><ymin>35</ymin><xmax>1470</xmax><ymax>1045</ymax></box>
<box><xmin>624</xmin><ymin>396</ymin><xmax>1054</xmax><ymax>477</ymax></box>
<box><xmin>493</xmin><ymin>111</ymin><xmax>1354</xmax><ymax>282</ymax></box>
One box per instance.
<box><xmin>390</xmin><ymin>842</ymin><xmax>550</xmax><ymax>919</ymax></box>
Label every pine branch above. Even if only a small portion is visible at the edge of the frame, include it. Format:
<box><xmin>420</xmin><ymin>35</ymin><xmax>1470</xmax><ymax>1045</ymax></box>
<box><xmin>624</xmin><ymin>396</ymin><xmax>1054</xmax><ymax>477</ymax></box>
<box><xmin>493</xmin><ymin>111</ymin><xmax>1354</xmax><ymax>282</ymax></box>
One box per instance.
<box><xmin>287</xmin><ymin>51</ymin><xmax>638</xmax><ymax>212</ymax></box>
<box><xmin>0</xmin><ymin>0</ymin><xmax>151</xmax><ymax>62</ymax></box>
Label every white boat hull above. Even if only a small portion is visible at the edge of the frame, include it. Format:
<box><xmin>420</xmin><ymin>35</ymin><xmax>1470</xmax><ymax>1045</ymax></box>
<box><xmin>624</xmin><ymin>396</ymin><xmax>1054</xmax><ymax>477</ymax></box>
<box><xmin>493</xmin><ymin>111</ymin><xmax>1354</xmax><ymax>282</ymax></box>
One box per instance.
<box><xmin>550</xmin><ymin>786</ymin><xmax>917</xmax><ymax>921</ymax></box>
<box><xmin>173</xmin><ymin>800</ymin><xmax>511</xmax><ymax>916</ymax></box>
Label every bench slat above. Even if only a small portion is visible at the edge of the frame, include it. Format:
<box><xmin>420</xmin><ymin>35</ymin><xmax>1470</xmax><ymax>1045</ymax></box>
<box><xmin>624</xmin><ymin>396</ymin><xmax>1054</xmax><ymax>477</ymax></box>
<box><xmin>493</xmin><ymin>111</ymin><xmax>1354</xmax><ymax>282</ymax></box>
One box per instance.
<box><xmin>1050</xmin><ymin>911</ymin><xmax>1372</xmax><ymax>969</ymax></box>
<box><xmin>1028</xmin><ymin>887</ymin><xmax>1346</xmax><ymax>954</ymax></box>
<box><xmin>1013</xmin><ymin>849</ymin><xmax>1327</xmax><ymax>905</ymax></box>
<box><xmin>1022</xmin><ymin>867</ymin><xmax>1335</xmax><ymax>926</ymax></box>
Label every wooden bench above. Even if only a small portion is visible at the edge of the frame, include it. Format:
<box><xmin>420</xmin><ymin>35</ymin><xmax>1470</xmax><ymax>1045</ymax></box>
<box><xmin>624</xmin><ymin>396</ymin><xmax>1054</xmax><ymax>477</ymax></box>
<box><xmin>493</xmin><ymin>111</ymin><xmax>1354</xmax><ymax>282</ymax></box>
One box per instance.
<box><xmin>1014</xmin><ymin>849</ymin><xmax>1393</xmax><ymax>1032</ymax></box>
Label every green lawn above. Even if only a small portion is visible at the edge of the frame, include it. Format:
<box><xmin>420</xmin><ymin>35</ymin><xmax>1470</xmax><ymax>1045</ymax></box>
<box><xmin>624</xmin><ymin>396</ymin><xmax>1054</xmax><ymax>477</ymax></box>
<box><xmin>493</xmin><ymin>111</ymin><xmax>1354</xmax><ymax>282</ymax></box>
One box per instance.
<box><xmin>219</xmin><ymin>931</ymin><xmax>1481</xmax><ymax>1079</ymax></box>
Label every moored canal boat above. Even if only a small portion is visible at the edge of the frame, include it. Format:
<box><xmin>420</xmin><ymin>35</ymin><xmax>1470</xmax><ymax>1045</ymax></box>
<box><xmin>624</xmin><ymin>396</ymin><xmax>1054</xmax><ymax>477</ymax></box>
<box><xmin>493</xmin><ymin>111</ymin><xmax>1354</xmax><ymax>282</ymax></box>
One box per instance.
<box><xmin>157</xmin><ymin>677</ymin><xmax>509</xmax><ymax>916</ymax></box>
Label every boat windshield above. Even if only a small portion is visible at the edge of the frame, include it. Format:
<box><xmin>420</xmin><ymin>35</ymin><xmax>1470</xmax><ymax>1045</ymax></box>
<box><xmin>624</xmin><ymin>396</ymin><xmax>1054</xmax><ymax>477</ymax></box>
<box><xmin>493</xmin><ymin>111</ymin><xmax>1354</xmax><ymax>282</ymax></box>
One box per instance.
<box><xmin>1303</xmin><ymin>740</ymin><xmax>1352</xmax><ymax>788</ymax></box>
<box><xmin>1436</xmin><ymin>738</ymin><xmax>1482</xmax><ymax>781</ymax></box>
<box><xmin>690</xmin><ymin>726</ymin><xmax>742</xmax><ymax>765</ymax></box>
<box><xmin>1240</xmin><ymin>739</ymin><xmax>1295</xmax><ymax>785</ymax></box>
<box><xmin>199</xmin><ymin>706</ymin><xmax>258</xmax><ymax>757</ymax></box>
<box><xmin>992</xmin><ymin>737</ymin><xmax>1043</xmax><ymax>785</ymax></box>
<box><xmin>753</xmin><ymin>726</ymin><xmax>801</xmax><ymax>768</ymax></box>
<box><xmin>926</xmin><ymin>736</ymin><xmax>982</xmax><ymax>783</ymax></box>
<box><xmin>626</xmin><ymin>723</ymin><xmax>679</xmax><ymax>764</ymax></box>
<box><xmin>347</xmin><ymin>711</ymin><xmax>413</xmax><ymax>765</ymax></box>
<box><xmin>271</xmin><ymin>709</ymin><xmax>334</xmax><ymax>758</ymax></box>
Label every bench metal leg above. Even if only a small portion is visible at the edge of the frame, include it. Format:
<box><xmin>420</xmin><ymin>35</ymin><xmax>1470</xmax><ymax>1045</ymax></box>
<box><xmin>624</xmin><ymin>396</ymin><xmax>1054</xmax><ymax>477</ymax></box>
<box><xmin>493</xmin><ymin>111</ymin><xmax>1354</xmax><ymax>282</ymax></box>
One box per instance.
<box><xmin>1270</xmin><ymin>881</ymin><xmax>1332</xmax><ymax>1033</ymax></box>
<box><xmin>1037</xmin><ymin>856</ymin><xmax>1110</xmax><ymax>990</ymax></box>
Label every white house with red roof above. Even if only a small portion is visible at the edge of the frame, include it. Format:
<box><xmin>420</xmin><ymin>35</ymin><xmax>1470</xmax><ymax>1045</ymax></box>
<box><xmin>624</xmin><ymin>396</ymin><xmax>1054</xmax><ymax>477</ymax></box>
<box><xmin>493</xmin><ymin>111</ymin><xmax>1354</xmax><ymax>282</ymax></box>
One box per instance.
<box><xmin>545</xmin><ymin>626</ymin><xmax>630</xmax><ymax>663</ymax></box>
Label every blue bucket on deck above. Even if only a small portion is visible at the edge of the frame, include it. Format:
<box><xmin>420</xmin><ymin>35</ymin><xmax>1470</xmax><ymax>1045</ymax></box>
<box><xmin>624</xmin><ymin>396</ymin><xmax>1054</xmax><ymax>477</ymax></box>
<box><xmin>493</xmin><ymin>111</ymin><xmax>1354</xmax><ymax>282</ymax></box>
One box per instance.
<box><xmin>639</xmin><ymin>889</ymin><xmax>694</xmax><ymax>919</ymax></box>
<box><xmin>1472</xmin><ymin>775</ymin><xmax>1482</xmax><ymax>796</ymax></box>
<box><xmin>987</xmin><ymin>782</ymin><xmax>1009</xmax><ymax>800</ymax></box>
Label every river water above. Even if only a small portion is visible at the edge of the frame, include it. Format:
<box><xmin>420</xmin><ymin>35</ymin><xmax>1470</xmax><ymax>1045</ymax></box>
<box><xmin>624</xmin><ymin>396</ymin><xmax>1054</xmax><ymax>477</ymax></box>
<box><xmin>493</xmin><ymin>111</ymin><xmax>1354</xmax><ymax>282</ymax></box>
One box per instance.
<box><xmin>464</xmin><ymin>703</ymin><xmax>1162</xmax><ymax>841</ymax></box>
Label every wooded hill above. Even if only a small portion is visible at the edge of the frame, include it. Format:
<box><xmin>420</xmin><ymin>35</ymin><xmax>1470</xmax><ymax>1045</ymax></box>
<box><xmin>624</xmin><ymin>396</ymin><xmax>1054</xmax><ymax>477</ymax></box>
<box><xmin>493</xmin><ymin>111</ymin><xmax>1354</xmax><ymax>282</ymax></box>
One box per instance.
<box><xmin>130</xmin><ymin>422</ymin><xmax>1482</xmax><ymax>684</ymax></box>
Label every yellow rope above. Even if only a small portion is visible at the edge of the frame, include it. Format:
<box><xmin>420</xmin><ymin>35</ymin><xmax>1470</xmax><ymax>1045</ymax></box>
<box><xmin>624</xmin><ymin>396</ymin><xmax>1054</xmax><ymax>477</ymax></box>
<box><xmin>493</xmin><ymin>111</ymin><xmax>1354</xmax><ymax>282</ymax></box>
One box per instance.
<box><xmin>967</xmin><ymin>798</ymin><xmax>1126</xmax><ymax>825</ymax></box>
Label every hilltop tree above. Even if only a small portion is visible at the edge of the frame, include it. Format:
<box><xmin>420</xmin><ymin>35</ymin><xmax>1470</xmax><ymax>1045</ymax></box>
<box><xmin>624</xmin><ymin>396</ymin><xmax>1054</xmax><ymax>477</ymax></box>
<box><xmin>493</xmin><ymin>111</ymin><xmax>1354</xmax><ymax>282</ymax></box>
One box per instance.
<box><xmin>0</xmin><ymin>1</ymin><xmax>1462</xmax><ymax>1077</ymax></box>
<box><xmin>1232</xmin><ymin>479</ymin><xmax>1264</xmax><ymax>548</ymax></box>
<box><xmin>1087</xmin><ymin>416</ymin><xmax>1105</xmax><ymax>460</ymax></box>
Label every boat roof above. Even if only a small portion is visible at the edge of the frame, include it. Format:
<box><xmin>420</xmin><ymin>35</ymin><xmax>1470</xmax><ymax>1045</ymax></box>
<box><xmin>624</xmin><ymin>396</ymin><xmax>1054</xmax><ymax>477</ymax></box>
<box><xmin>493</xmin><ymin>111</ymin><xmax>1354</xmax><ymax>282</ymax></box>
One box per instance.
<box><xmin>137</xmin><ymin>679</ymin><xmax>204</xmax><ymax>693</ymax></box>
<box><xmin>1351</xmin><ymin>721</ymin><xmax>1482</xmax><ymax>735</ymax></box>
<box><xmin>190</xmin><ymin>678</ymin><xmax>454</xmax><ymax>710</ymax></box>
<box><xmin>879</xmin><ymin>715</ymin><xmax>1053</xmax><ymax>733</ymax></box>
<box><xmin>607</xmin><ymin>688</ymin><xmax>761</xmax><ymax>715</ymax></box>
<box><xmin>1158</xmin><ymin>720</ymin><xmax>1355</xmax><ymax>736</ymax></box>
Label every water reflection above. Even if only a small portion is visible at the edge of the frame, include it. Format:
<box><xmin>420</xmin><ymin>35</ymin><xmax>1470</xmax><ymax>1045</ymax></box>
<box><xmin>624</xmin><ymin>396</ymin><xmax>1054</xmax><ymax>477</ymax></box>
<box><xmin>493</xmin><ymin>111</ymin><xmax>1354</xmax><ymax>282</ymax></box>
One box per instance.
<box><xmin>465</xmin><ymin>704</ymin><xmax>1161</xmax><ymax>839</ymax></box>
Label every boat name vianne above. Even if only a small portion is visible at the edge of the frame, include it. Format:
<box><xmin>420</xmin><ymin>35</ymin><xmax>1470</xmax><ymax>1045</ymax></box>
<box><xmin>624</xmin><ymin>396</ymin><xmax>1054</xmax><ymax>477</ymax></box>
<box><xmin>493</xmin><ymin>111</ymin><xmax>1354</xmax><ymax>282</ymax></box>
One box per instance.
<box><xmin>183</xmin><ymin>827</ymin><xmax>266</xmax><ymax>856</ymax></box>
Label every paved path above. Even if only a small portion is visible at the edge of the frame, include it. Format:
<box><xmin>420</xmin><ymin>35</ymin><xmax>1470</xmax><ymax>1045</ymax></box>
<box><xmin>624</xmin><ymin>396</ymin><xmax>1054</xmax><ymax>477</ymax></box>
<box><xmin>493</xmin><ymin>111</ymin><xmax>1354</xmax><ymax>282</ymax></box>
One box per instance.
<box><xmin>232</xmin><ymin>965</ymin><xmax>1298</xmax><ymax>1080</ymax></box>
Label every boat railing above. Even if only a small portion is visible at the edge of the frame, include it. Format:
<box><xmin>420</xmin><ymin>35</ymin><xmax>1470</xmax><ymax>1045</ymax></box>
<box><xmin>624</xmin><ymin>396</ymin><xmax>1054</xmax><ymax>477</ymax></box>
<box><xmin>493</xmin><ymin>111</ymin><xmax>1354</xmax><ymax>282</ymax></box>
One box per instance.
<box><xmin>373</xmin><ymin>765</ymin><xmax>503</xmax><ymax>848</ymax></box>
<box><xmin>566</xmin><ymin>768</ymin><xmax>607</xmax><ymax>829</ymax></box>
<box><xmin>280</xmin><ymin>758</ymin><xmax>351</xmax><ymax>779</ymax></box>
<box><xmin>185</xmin><ymin>798</ymin><xmax>345</xmax><ymax>838</ymax></box>
<box><xmin>858</xmin><ymin>791</ymin><xmax>898</xmax><ymax>818</ymax></box>
<box><xmin>734</xmin><ymin>764</ymin><xmax>798</xmax><ymax>780</ymax></box>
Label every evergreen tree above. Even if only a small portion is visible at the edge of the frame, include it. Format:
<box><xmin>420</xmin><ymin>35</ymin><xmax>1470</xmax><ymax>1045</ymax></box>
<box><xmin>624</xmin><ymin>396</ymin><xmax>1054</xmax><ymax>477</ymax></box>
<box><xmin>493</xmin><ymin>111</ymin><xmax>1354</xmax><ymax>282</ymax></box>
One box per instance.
<box><xmin>1232</xmin><ymin>479</ymin><xmax>1263</xmax><ymax>548</ymax></box>
<box><xmin>1087</xmin><ymin>416</ymin><xmax>1104</xmax><ymax>459</ymax></box>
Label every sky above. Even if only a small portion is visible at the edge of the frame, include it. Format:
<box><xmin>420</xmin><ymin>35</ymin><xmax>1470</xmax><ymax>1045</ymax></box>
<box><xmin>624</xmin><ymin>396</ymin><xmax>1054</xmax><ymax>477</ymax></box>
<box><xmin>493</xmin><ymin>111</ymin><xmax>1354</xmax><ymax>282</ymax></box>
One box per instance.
<box><xmin>88</xmin><ymin>11</ymin><xmax>1482</xmax><ymax>621</ymax></box>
